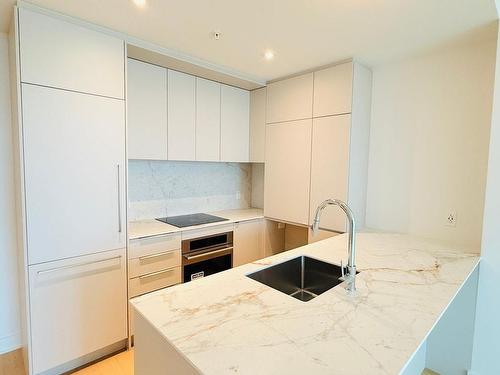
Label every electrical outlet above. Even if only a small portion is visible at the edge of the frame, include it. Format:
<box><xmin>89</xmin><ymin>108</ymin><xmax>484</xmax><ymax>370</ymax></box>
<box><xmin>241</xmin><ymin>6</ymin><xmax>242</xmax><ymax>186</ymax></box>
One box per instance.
<box><xmin>446</xmin><ymin>211</ymin><xmax>457</xmax><ymax>227</ymax></box>
<box><xmin>236</xmin><ymin>191</ymin><xmax>241</xmax><ymax>200</ymax></box>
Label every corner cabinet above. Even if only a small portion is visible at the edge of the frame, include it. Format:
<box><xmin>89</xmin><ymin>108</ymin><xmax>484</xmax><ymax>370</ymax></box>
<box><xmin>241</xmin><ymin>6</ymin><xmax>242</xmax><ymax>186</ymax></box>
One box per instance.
<box><xmin>264</xmin><ymin>61</ymin><xmax>372</xmax><ymax>231</ymax></box>
<box><xmin>11</xmin><ymin>7</ymin><xmax>127</xmax><ymax>375</ymax></box>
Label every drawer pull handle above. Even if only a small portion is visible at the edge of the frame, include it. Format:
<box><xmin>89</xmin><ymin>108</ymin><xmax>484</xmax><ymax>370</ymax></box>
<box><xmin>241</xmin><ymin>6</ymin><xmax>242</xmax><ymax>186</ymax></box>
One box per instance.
<box><xmin>183</xmin><ymin>247</ymin><xmax>232</xmax><ymax>261</ymax></box>
<box><xmin>117</xmin><ymin>164</ymin><xmax>122</xmax><ymax>233</ymax></box>
<box><xmin>138</xmin><ymin>251</ymin><xmax>174</xmax><ymax>261</ymax></box>
<box><xmin>37</xmin><ymin>255</ymin><xmax>122</xmax><ymax>275</ymax></box>
<box><xmin>138</xmin><ymin>268</ymin><xmax>175</xmax><ymax>280</ymax></box>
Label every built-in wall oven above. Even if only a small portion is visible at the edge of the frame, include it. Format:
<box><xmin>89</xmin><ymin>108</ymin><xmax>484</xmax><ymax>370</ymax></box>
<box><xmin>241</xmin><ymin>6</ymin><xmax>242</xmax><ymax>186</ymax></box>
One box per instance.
<box><xmin>182</xmin><ymin>231</ymin><xmax>233</xmax><ymax>282</ymax></box>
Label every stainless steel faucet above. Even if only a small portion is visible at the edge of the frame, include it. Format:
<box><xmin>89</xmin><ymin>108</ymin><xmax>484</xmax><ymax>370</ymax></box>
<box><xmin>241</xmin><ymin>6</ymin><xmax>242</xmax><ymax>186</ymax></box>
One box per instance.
<box><xmin>312</xmin><ymin>199</ymin><xmax>357</xmax><ymax>293</ymax></box>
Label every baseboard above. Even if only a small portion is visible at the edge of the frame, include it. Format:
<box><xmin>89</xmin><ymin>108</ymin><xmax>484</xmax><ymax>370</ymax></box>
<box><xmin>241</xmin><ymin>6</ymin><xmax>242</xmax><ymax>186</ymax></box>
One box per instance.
<box><xmin>39</xmin><ymin>339</ymin><xmax>127</xmax><ymax>375</ymax></box>
<box><xmin>0</xmin><ymin>331</ymin><xmax>22</xmax><ymax>354</ymax></box>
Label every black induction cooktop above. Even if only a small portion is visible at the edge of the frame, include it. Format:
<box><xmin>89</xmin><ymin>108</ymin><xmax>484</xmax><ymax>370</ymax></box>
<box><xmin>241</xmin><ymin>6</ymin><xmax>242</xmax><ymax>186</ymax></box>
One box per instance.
<box><xmin>156</xmin><ymin>213</ymin><xmax>229</xmax><ymax>228</ymax></box>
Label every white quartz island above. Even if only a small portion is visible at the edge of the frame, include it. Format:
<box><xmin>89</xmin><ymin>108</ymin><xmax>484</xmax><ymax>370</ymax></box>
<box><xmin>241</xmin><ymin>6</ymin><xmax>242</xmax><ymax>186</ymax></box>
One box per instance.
<box><xmin>130</xmin><ymin>233</ymin><xmax>480</xmax><ymax>375</ymax></box>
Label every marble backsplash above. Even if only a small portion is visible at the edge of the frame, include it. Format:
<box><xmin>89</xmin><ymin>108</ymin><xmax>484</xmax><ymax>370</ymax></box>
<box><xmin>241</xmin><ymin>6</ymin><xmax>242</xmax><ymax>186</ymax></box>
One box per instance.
<box><xmin>128</xmin><ymin>160</ymin><xmax>253</xmax><ymax>221</ymax></box>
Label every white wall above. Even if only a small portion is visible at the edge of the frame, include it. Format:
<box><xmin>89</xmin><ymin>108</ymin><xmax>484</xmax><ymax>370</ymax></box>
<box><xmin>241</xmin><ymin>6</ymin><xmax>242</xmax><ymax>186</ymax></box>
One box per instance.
<box><xmin>0</xmin><ymin>33</ymin><xmax>20</xmax><ymax>354</ymax></box>
<box><xmin>471</xmin><ymin>11</ymin><xmax>500</xmax><ymax>374</ymax></box>
<box><xmin>366</xmin><ymin>37</ymin><xmax>496</xmax><ymax>248</ymax></box>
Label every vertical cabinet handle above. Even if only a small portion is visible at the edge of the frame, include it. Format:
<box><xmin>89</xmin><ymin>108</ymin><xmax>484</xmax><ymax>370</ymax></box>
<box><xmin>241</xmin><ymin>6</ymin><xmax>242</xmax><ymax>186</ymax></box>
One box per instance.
<box><xmin>117</xmin><ymin>164</ymin><xmax>122</xmax><ymax>233</ymax></box>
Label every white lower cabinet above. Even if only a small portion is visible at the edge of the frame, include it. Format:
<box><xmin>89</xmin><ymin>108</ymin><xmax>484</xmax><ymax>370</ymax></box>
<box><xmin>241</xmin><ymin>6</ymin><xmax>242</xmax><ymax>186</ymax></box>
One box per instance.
<box><xmin>28</xmin><ymin>248</ymin><xmax>127</xmax><ymax>374</ymax></box>
<box><xmin>233</xmin><ymin>219</ymin><xmax>265</xmax><ymax>267</ymax></box>
<box><xmin>129</xmin><ymin>267</ymin><xmax>182</xmax><ymax>298</ymax></box>
<box><xmin>128</xmin><ymin>234</ymin><xmax>182</xmax><ymax>337</ymax></box>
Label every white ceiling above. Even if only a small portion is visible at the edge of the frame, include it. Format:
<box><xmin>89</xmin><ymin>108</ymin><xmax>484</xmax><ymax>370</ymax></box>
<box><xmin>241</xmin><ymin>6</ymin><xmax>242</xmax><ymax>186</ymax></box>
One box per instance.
<box><xmin>0</xmin><ymin>0</ymin><xmax>497</xmax><ymax>83</ymax></box>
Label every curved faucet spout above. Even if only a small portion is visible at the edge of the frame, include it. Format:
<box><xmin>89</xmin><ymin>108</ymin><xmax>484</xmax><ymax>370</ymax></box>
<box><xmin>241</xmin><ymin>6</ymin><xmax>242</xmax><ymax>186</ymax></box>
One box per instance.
<box><xmin>312</xmin><ymin>199</ymin><xmax>357</xmax><ymax>293</ymax></box>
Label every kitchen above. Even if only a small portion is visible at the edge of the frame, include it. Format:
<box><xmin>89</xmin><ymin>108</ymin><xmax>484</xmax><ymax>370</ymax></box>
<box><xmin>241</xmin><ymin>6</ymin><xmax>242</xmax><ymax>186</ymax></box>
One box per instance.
<box><xmin>0</xmin><ymin>1</ymin><xmax>499</xmax><ymax>375</ymax></box>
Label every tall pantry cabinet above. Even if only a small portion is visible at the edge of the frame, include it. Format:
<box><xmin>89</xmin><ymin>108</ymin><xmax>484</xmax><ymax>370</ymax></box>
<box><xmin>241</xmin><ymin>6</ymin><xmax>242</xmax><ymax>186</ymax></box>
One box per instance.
<box><xmin>264</xmin><ymin>62</ymin><xmax>372</xmax><ymax>232</ymax></box>
<box><xmin>10</xmin><ymin>7</ymin><xmax>127</xmax><ymax>375</ymax></box>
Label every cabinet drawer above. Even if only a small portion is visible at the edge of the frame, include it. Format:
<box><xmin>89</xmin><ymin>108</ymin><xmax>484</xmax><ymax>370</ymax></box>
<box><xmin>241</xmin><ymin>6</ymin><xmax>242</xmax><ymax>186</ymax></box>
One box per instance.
<box><xmin>129</xmin><ymin>234</ymin><xmax>181</xmax><ymax>259</ymax></box>
<box><xmin>128</xmin><ymin>249</ymin><xmax>181</xmax><ymax>278</ymax></box>
<box><xmin>129</xmin><ymin>267</ymin><xmax>181</xmax><ymax>298</ymax></box>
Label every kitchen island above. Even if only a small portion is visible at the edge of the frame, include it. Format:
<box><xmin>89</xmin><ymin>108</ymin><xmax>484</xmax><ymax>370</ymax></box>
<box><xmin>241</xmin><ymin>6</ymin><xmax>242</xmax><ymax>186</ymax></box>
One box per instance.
<box><xmin>130</xmin><ymin>233</ymin><xmax>480</xmax><ymax>375</ymax></box>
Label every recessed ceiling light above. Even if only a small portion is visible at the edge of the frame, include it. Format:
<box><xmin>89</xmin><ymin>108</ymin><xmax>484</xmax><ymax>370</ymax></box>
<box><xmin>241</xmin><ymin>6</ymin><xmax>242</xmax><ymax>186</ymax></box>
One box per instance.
<box><xmin>264</xmin><ymin>50</ymin><xmax>275</xmax><ymax>61</ymax></box>
<box><xmin>132</xmin><ymin>0</ymin><xmax>147</xmax><ymax>8</ymax></box>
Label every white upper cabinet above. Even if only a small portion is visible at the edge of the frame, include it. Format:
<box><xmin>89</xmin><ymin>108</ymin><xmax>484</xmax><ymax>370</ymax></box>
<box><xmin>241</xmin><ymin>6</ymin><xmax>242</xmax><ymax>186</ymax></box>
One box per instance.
<box><xmin>266</xmin><ymin>73</ymin><xmax>313</xmax><ymax>123</ymax></box>
<box><xmin>264</xmin><ymin>119</ymin><xmax>312</xmax><ymax>225</ymax></box>
<box><xmin>263</xmin><ymin>61</ymin><xmax>371</xmax><ymax>229</ymax></box>
<box><xmin>220</xmin><ymin>84</ymin><xmax>250</xmax><ymax>162</ymax></box>
<box><xmin>313</xmin><ymin>62</ymin><xmax>353</xmax><ymax>117</ymax></box>
<box><xmin>127</xmin><ymin>59</ymin><xmax>168</xmax><ymax>160</ymax></box>
<box><xmin>19</xmin><ymin>8</ymin><xmax>124</xmax><ymax>99</ymax></box>
<box><xmin>168</xmin><ymin>70</ymin><xmax>196</xmax><ymax>160</ymax></box>
<box><xmin>249</xmin><ymin>87</ymin><xmax>266</xmax><ymax>162</ymax></box>
<box><xmin>309</xmin><ymin>115</ymin><xmax>351</xmax><ymax>231</ymax></box>
<box><xmin>196</xmin><ymin>78</ymin><xmax>221</xmax><ymax>161</ymax></box>
<box><xmin>22</xmin><ymin>84</ymin><xmax>126</xmax><ymax>265</ymax></box>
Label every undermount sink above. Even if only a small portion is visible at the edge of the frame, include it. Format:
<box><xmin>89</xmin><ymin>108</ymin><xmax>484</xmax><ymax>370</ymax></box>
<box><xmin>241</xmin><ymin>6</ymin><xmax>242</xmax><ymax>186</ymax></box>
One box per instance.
<box><xmin>247</xmin><ymin>256</ymin><xmax>350</xmax><ymax>302</ymax></box>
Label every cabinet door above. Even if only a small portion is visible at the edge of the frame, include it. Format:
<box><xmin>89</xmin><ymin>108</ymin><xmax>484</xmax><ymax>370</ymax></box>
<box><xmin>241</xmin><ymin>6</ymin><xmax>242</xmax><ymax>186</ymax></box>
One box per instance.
<box><xmin>196</xmin><ymin>78</ymin><xmax>221</xmax><ymax>161</ymax></box>
<box><xmin>220</xmin><ymin>85</ymin><xmax>250</xmax><ymax>162</ymax></box>
<box><xmin>310</xmin><ymin>115</ymin><xmax>351</xmax><ymax>231</ymax></box>
<box><xmin>22</xmin><ymin>84</ymin><xmax>126</xmax><ymax>265</ymax></box>
<box><xmin>127</xmin><ymin>59</ymin><xmax>168</xmax><ymax>160</ymax></box>
<box><xmin>249</xmin><ymin>87</ymin><xmax>266</xmax><ymax>162</ymax></box>
<box><xmin>19</xmin><ymin>8</ymin><xmax>124</xmax><ymax>99</ymax></box>
<box><xmin>233</xmin><ymin>219</ymin><xmax>264</xmax><ymax>267</ymax></box>
<box><xmin>264</xmin><ymin>120</ymin><xmax>312</xmax><ymax>225</ymax></box>
<box><xmin>266</xmin><ymin>73</ymin><xmax>313</xmax><ymax>124</ymax></box>
<box><xmin>29</xmin><ymin>249</ymin><xmax>127</xmax><ymax>374</ymax></box>
<box><xmin>168</xmin><ymin>70</ymin><xmax>196</xmax><ymax>160</ymax></box>
<box><xmin>313</xmin><ymin>62</ymin><xmax>353</xmax><ymax>117</ymax></box>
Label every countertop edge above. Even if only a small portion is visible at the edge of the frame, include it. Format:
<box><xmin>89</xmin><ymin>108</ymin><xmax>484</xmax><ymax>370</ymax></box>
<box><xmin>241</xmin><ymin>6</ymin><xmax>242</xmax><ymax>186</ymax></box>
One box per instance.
<box><xmin>128</xmin><ymin>208</ymin><xmax>265</xmax><ymax>240</ymax></box>
<box><xmin>399</xmin><ymin>257</ymin><xmax>481</xmax><ymax>374</ymax></box>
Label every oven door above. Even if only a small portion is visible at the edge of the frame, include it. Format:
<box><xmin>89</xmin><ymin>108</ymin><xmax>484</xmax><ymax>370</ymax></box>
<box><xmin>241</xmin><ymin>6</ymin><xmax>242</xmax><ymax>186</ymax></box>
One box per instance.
<box><xmin>182</xmin><ymin>247</ymin><xmax>233</xmax><ymax>283</ymax></box>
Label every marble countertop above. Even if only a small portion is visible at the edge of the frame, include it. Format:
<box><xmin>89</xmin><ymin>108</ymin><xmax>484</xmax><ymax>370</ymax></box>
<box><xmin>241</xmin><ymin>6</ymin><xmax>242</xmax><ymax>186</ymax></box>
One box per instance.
<box><xmin>128</xmin><ymin>208</ymin><xmax>264</xmax><ymax>239</ymax></box>
<box><xmin>131</xmin><ymin>233</ymin><xmax>479</xmax><ymax>375</ymax></box>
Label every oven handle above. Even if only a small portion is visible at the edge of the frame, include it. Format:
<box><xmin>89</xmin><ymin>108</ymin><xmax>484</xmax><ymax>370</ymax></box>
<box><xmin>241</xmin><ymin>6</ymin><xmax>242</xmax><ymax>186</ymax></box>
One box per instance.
<box><xmin>183</xmin><ymin>247</ymin><xmax>233</xmax><ymax>262</ymax></box>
